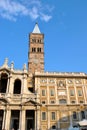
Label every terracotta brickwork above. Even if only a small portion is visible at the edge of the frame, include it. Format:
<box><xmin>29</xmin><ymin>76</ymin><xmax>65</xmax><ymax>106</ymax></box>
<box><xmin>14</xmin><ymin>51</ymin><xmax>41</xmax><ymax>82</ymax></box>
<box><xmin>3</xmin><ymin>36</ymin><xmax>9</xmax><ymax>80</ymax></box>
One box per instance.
<box><xmin>28</xmin><ymin>33</ymin><xmax>44</xmax><ymax>74</ymax></box>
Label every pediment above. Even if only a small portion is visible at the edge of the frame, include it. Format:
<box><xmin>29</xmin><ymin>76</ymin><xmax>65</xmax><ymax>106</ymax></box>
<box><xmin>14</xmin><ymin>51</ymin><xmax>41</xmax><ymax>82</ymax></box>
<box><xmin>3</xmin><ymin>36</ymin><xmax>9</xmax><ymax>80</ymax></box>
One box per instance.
<box><xmin>0</xmin><ymin>67</ymin><xmax>11</xmax><ymax>74</ymax></box>
<box><xmin>0</xmin><ymin>97</ymin><xmax>9</xmax><ymax>104</ymax></box>
<box><xmin>25</xmin><ymin>101</ymin><xmax>35</xmax><ymax>106</ymax></box>
<box><xmin>22</xmin><ymin>99</ymin><xmax>41</xmax><ymax>106</ymax></box>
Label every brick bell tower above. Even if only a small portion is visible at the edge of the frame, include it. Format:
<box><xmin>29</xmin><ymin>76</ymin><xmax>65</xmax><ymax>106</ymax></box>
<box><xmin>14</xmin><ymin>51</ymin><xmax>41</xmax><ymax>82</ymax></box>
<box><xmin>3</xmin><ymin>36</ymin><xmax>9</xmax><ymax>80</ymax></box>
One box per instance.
<box><xmin>28</xmin><ymin>23</ymin><xmax>44</xmax><ymax>74</ymax></box>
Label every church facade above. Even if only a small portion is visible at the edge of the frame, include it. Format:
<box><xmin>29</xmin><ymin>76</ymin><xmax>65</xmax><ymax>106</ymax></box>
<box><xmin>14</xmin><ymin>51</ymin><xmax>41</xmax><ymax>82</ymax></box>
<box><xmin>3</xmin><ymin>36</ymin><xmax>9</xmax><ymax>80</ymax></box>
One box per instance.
<box><xmin>0</xmin><ymin>23</ymin><xmax>87</xmax><ymax>130</ymax></box>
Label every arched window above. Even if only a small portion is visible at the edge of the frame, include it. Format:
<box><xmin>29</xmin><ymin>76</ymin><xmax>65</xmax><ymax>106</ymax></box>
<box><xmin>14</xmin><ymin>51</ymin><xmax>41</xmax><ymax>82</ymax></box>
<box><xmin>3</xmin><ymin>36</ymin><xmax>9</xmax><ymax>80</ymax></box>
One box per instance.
<box><xmin>59</xmin><ymin>99</ymin><xmax>67</xmax><ymax>104</ymax></box>
<box><xmin>13</xmin><ymin>79</ymin><xmax>21</xmax><ymax>94</ymax></box>
<box><xmin>52</xmin><ymin>125</ymin><xmax>56</xmax><ymax>129</ymax></box>
<box><xmin>0</xmin><ymin>73</ymin><xmax>8</xmax><ymax>93</ymax></box>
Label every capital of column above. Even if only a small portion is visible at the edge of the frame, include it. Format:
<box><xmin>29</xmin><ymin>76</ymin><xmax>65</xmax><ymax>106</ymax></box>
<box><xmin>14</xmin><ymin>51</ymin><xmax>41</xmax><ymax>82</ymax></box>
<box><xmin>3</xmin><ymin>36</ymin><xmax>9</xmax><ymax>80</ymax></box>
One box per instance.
<box><xmin>21</xmin><ymin>106</ymin><xmax>25</xmax><ymax>111</ymax></box>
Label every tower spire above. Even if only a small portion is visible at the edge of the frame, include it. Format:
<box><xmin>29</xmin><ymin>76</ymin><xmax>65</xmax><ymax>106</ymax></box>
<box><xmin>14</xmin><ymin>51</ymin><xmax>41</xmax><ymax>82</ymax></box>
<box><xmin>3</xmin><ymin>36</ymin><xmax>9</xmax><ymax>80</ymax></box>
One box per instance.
<box><xmin>32</xmin><ymin>23</ymin><xmax>41</xmax><ymax>34</ymax></box>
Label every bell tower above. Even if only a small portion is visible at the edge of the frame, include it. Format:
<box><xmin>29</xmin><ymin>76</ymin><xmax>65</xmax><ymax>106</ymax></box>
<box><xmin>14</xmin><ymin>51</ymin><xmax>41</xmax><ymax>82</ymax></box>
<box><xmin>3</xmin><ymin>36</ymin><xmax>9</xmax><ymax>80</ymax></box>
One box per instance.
<box><xmin>28</xmin><ymin>23</ymin><xmax>44</xmax><ymax>74</ymax></box>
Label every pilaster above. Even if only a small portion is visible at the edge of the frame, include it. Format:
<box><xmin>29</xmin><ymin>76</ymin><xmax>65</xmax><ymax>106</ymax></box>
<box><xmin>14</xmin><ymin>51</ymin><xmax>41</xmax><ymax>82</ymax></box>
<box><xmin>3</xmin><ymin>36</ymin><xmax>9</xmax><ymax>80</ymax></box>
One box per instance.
<box><xmin>21</xmin><ymin>108</ymin><xmax>26</xmax><ymax>130</ymax></box>
<box><xmin>47</xmin><ymin>110</ymin><xmax>50</xmax><ymax>129</ymax></box>
<box><xmin>57</xmin><ymin>111</ymin><xmax>60</xmax><ymax>129</ymax></box>
<box><xmin>2</xmin><ymin>110</ymin><xmax>6</xmax><ymax>129</ymax></box>
<box><xmin>66</xmin><ymin>79</ymin><xmax>70</xmax><ymax>104</ymax></box>
<box><xmin>5</xmin><ymin>108</ymin><xmax>11</xmax><ymax>130</ymax></box>
<box><xmin>36</xmin><ymin>106</ymin><xmax>40</xmax><ymax>130</ymax></box>
<box><xmin>9</xmin><ymin>74</ymin><xmax>14</xmax><ymax>94</ymax></box>
<box><xmin>74</xmin><ymin>81</ymin><xmax>78</xmax><ymax>103</ymax></box>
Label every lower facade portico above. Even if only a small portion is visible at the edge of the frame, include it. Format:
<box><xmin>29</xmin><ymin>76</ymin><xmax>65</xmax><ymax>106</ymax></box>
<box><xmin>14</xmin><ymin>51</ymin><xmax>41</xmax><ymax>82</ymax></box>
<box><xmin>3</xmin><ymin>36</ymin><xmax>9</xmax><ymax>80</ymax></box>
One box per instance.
<box><xmin>0</xmin><ymin>98</ymin><xmax>40</xmax><ymax>130</ymax></box>
<box><xmin>0</xmin><ymin>108</ymin><xmax>40</xmax><ymax>130</ymax></box>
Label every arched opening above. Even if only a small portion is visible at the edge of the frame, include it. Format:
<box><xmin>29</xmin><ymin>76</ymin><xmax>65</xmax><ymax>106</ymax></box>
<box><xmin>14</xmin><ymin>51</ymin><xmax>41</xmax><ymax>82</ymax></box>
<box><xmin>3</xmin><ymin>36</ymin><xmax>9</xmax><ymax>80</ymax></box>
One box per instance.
<box><xmin>13</xmin><ymin>79</ymin><xmax>21</xmax><ymax>94</ymax></box>
<box><xmin>0</xmin><ymin>73</ymin><xmax>8</xmax><ymax>93</ymax></box>
<box><xmin>52</xmin><ymin>125</ymin><xmax>56</xmax><ymax>130</ymax></box>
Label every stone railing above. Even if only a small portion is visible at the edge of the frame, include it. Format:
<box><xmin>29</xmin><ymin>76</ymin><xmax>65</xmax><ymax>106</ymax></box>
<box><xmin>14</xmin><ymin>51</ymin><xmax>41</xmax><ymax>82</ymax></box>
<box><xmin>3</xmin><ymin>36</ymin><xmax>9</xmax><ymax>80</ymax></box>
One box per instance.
<box><xmin>35</xmin><ymin>71</ymin><xmax>86</xmax><ymax>77</ymax></box>
<box><xmin>11</xmin><ymin>93</ymin><xmax>37</xmax><ymax>100</ymax></box>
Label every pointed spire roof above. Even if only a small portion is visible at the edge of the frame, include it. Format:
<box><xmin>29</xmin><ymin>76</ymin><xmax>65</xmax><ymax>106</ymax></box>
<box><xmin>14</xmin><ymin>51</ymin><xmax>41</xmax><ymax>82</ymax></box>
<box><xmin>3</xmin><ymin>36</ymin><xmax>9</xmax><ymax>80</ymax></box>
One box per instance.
<box><xmin>32</xmin><ymin>23</ymin><xmax>41</xmax><ymax>34</ymax></box>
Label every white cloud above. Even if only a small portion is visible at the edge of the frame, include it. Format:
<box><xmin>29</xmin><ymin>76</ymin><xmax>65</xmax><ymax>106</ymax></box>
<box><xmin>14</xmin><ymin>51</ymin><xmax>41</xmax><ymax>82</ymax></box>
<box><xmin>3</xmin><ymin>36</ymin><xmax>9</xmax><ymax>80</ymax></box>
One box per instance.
<box><xmin>0</xmin><ymin>12</ymin><xmax>16</xmax><ymax>21</ymax></box>
<box><xmin>0</xmin><ymin>0</ymin><xmax>54</xmax><ymax>22</ymax></box>
<box><xmin>40</xmin><ymin>13</ymin><xmax>52</xmax><ymax>22</ymax></box>
<box><xmin>29</xmin><ymin>6</ymin><xmax>39</xmax><ymax>20</ymax></box>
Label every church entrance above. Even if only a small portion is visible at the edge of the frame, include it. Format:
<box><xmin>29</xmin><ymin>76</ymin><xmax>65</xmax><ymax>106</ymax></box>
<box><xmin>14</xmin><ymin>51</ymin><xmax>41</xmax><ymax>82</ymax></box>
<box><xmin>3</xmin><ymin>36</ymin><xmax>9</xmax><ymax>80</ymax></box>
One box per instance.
<box><xmin>10</xmin><ymin>110</ymin><xmax>20</xmax><ymax>130</ymax></box>
<box><xmin>0</xmin><ymin>110</ymin><xmax>4</xmax><ymax>130</ymax></box>
<box><xmin>26</xmin><ymin>110</ymin><xmax>35</xmax><ymax>130</ymax></box>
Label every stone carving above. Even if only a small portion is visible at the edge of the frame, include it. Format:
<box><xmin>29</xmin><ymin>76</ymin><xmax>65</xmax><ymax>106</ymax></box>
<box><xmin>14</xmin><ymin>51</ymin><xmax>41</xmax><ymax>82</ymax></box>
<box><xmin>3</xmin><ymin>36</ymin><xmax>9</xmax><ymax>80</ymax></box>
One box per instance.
<box><xmin>68</xmin><ymin>79</ymin><xmax>73</xmax><ymax>84</ymax></box>
<box><xmin>75</xmin><ymin>79</ymin><xmax>82</xmax><ymax>84</ymax></box>
<box><xmin>58</xmin><ymin>81</ymin><xmax>66</xmax><ymax>89</ymax></box>
<box><xmin>40</xmin><ymin>79</ymin><xmax>47</xmax><ymax>83</ymax></box>
<box><xmin>48</xmin><ymin>79</ymin><xmax>55</xmax><ymax>83</ymax></box>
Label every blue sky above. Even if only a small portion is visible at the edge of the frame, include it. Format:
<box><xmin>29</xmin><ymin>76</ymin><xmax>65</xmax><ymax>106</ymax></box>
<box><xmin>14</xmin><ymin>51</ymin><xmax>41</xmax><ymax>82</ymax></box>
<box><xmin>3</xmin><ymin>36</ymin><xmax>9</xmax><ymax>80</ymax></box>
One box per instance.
<box><xmin>0</xmin><ymin>0</ymin><xmax>87</xmax><ymax>73</ymax></box>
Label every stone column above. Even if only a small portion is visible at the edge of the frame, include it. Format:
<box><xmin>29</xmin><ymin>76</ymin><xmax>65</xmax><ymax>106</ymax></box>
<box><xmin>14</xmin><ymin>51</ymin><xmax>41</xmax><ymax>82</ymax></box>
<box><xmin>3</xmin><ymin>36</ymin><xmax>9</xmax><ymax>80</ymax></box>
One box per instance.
<box><xmin>2</xmin><ymin>110</ymin><xmax>6</xmax><ymax>129</ymax></box>
<box><xmin>47</xmin><ymin>78</ymin><xmax>49</xmax><ymax>104</ymax></box>
<box><xmin>66</xmin><ymin>79</ymin><xmax>70</xmax><ymax>104</ymax></box>
<box><xmin>57</xmin><ymin>111</ymin><xmax>60</xmax><ymax>129</ymax></box>
<box><xmin>74</xmin><ymin>81</ymin><xmax>78</xmax><ymax>103</ymax></box>
<box><xmin>22</xmin><ymin>74</ymin><xmax>28</xmax><ymax>94</ymax></box>
<box><xmin>55</xmin><ymin>78</ymin><xmax>58</xmax><ymax>104</ymax></box>
<box><xmin>6</xmin><ymin>76</ymin><xmax>10</xmax><ymax>94</ymax></box>
<box><xmin>5</xmin><ymin>108</ymin><xmax>11</xmax><ymax>130</ymax></box>
<box><xmin>36</xmin><ymin>106</ymin><xmax>40</xmax><ymax>130</ymax></box>
<box><xmin>47</xmin><ymin>110</ymin><xmax>50</xmax><ymax>130</ymax></box>
<box><xmin>82</xmin><ymin>80</ymin><xmax>86</xmax><ymax>104</ymax></box>
<box><xmin>9</xmin><ymin>74</ymin><xmax>14</xmax><ymax>94</ymax></box>
<box><xmin>21</xmin><ymin>109</ymin><xmax>26</xmax><ymax>130</ymax></box>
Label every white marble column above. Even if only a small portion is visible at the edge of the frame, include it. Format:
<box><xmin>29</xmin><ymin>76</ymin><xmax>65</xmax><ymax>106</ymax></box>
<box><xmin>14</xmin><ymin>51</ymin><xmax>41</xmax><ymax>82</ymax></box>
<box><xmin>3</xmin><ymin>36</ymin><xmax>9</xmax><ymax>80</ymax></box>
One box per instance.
<box><xmin>74</xmin><ymin>81</ymin><xmax>78</xmax><ymax>103</ymax></box>
<box><xmin>9</xmin><ymin>74</ymin><xmax>14</xmax><ymax>94</ymax></box>
<box><xmin>6</xmin><ymin>76</ymin><xmax>10</xmax><ymax>94</ymax></box>
<box><xmin>22</xmin><ymin>74</ymin><xmax>27</xmax><ymax>94</ymax></box>
<box><xmin>82</xmin><ymin>80</ymin><xmax>86</xmax><ymax>104</ymax></box>
<box><xmin>36</xmin><ymin>107</ymin><xmax>40</xmax><ymax>130</ymax></box>
<box><xmin>21</xmin><ymin>109</ymin><xmax>26</xmax><ymax>130</ymax></box>
<box><xmin>47</xmin><ymin>111</ymin><xmax>50</xmax><ymax>130</ymax></box>
<box><xmin>66</xmin><ymin>79</ymin><xmax>70</xmax><ymax>104</ymax></box>
<box><xmin>2</xmin><ymin>110</ymin><xmax>6</xmax><ymax>129</ymax></box>
<box><xmin>5</xmin><ymin>109</ymin><xmax>11</xmax><ymax>130</ymax></box>
<box><xmin>55</xmin><ymin>78</ymin><xmax>58</xmax><ymax>104</ymax></box>
<box><xmin>47</xmin><ymin>78</ymin><xmax>49</xmax><ymax>104</ymax></box>
<box><xmin>57</xmin><ymin>111</ymin><xmax>60</xmax><ymax>129</ymax></box>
